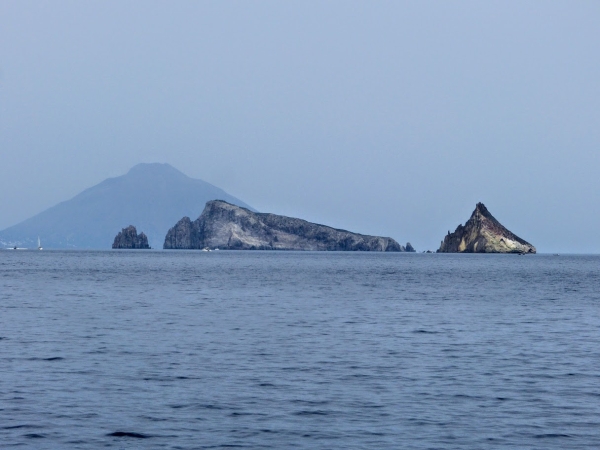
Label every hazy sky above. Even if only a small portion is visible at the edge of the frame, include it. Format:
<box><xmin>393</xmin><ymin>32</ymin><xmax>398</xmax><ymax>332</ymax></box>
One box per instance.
<box><xmin>1</xmin><ymin>1</ymin><xmax>599</xmax><ymax>252</ymax></box>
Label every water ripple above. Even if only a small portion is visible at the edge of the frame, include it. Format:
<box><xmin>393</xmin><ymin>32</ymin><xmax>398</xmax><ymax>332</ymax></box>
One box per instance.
<box><xmin>0</xmin><ymin>251</ymin><xmax>599</xmax><ymax>448</ymax></box>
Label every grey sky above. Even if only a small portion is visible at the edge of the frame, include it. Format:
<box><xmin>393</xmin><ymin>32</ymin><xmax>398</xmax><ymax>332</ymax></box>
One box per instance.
<box><xmin>1</xmin><ymin>1</ymin><xmax>599</xmax><ymax>252</ymax></box>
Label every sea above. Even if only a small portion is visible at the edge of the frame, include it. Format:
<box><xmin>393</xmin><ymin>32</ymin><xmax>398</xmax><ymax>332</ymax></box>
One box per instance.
<box><xmin>1</xmin><ymin>250</ymin><xmax>599</xmax><ymax>449</ymax></box>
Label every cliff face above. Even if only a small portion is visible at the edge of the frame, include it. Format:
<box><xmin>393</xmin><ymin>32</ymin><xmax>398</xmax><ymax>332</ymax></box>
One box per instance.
<box><xmin>438</xmin><ymin>203</ymin><xmax>535</xmax><ymax>254</ymax></box>
<box><xmin>164</xmin><ymin>200</ymin><xmax>406</xmax><ymax>251</ymax></box>
<box><xmin>112</xmin><ymin>225</ymin><xmax>150</xmax><ymax>249</ymax></box>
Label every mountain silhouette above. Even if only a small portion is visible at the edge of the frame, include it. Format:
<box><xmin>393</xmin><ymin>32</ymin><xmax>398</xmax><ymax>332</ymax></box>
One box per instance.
<box><xmin>0</xmin><ymin>163</ymin><xmax>253</xmax><ymax>249</ymax></box>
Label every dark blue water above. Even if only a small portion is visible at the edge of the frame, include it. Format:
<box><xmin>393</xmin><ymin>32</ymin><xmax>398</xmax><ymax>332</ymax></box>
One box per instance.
<box><xmin>1</xmin><ymin>251</ymin><xmax>599</xmax><ymax>449</ymax></box>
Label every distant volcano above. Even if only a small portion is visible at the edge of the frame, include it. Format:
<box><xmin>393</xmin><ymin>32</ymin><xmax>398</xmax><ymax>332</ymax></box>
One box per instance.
<box><xmin>0</xmin><ymin>163</ymin><xmax>253</xmax><ymax>249</ymax></box>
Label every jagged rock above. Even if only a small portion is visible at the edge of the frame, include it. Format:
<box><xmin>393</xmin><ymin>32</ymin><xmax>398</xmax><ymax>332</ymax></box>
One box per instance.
<box><xmin>164</xmin><ymin>200</ymin><xmax>406</xmax><ymax>251</ymax></box>
<box><xmin>112</xmin><ymin>225</ymin><xmax>150</xmax><ymax>249</ymax></box>
<box><xmin>405</xmin><ymin>242</ymin><xmax>416</xmax><ymax>252</ymax></box>
<box><xmin>437</xmin><ymin>203</ymin><xmax>535</xmax><ymax>254</ymax></box>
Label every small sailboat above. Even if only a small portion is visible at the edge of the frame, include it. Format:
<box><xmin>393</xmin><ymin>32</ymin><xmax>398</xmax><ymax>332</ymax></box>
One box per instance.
<box><xmin>38</xmin><ymin>237</ymin><xmax>43</xmax><ymax>251</ymax></box>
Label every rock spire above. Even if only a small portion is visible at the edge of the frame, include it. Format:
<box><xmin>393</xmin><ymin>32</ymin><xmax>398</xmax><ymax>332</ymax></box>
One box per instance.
<box><xmin>112</xmin><ymin>225</ymin><xmax>150</xmax><ymax>249</ymax></box>
<box><xmin>437</xmin><ymin>203</ymin><xmax>535</xmax><ymax>253</ymax></box>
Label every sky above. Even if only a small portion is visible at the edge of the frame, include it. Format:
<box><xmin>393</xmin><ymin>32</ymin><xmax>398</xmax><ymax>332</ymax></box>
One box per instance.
<box><xmin>1</xmin><ymin>1</ymin><xmax>599</xmax><ymax>253</ymax></box>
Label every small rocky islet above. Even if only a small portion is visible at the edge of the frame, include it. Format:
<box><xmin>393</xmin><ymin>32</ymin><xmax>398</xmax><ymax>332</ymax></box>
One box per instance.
<box><xmin>112</xmin><ymin>225</ymin><xmax>150</xmax><ymax>249</ymax></box>
<box><xmin>437</xmin><ymin>202</ymin><xmax>535</xmax><ymax>254</ymax></box>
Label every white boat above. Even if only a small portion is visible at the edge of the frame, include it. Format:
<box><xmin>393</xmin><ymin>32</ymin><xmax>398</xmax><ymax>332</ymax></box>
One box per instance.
<box><xmin>38</xmin><ymin>237</ymin><xmax>43</xmax><ymax>251</ymax></box>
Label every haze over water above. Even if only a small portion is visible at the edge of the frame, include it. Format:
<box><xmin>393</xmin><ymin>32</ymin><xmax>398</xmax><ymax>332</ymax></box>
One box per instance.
<box><xmin>2</xmin><ymin>251</ymin><xmax>599</xmax><ymax>449</ymax></box>
<box><xmin>2</xmin><ymin>2</ymin><xmax>600</xmax><ymax>252</ymax></box>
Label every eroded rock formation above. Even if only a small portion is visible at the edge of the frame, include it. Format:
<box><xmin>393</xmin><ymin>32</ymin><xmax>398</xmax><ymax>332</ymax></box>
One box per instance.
<box><xmin>437</xmin><ymin>203</ymin><xmax>535</xmax><ymax>254</ymax></box>
<box><xmin>164</xmin><ymin>200</ymin><xmax>406</xmax><ymax>251</ymax></box>
<box><xmin>112</xmin><ymin>225</ymin><xmax>150</xmax><ymax>249</ymax></box>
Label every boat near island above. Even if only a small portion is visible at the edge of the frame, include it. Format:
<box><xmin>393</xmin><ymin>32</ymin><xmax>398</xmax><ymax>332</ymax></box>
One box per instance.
<box><xmin>38</xmin><ymin>237</ymin><xmax>43</xmax><ymax>251</ymax></box>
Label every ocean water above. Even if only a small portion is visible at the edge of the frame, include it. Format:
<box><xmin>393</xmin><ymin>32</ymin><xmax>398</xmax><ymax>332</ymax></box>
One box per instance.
<box><xmin>1</xmin><ymin>251</ymin><xmax>599</xmax><ymax>449</ymax></box>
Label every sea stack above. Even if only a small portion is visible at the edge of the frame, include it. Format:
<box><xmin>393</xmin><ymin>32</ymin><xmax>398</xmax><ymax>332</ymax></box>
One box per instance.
<box><xmin>112</xmin><ymin>225</ymin><xmax>150</xmax><ymax>249</ymax></box>
<box><xmin>437</xmin><ymin>203</ymin><xmax>536</xmax><ymax>254</ymax></box>
<box><xmin>164</xmin><ymin>200</ymin><xmax>406</xmax><ymax>251</ymax></box>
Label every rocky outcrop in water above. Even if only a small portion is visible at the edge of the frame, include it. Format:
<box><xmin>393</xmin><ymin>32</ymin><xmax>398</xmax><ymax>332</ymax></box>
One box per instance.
<box><xmin>112</xmin><ymin>225</ymin><xmax>150</xmax><ymax>249</ymax></box>
<box><xmin>164</xmin><ymin>200</ymin><xmax>406</xmax><ymax>251</ymax></box>
<box><xmin>437</xmin><ymin>203</ymin><xmax>535</xmax><ymax>254</ymax></box>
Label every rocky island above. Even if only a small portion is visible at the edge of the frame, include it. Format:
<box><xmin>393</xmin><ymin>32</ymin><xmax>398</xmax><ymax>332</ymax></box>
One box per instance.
<box><xmin>164</xmin><ymin>200</ymin><xmax>409</xmax><ymax>251</ymax></box>
<box><xmin>437</xmin><ymin>203</ymin><xmax>535</xmax><ymax>253</ymax></box>
<box><xmin>112</xmin><ymin>225</ymin><xmax>150</xmax><ymax>249</ymax></box>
